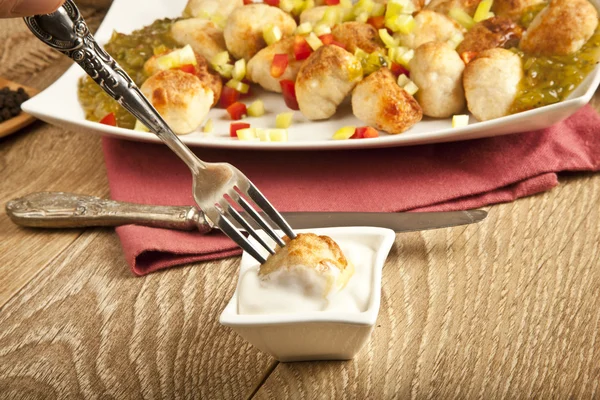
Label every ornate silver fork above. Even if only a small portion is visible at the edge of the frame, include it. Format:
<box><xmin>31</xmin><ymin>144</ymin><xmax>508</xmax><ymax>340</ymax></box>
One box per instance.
<box><xmin>23</xmin><ymin>0</ymin><xmax>295</xmax><ymax>263</ymax></box>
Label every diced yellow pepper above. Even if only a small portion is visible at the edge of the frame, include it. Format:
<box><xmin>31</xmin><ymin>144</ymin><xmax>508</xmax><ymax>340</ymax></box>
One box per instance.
<box><xmin>232</xmin><ymin>59</ymin><xmax>246</xmax><ymax>81</ymax></box>
<box><xmin>452</xmin><ymin>114</ymin><xmax>470</xmax><ymax>128</ymax></box>
<box><xmin>263</xmin><ymin>24</ymin><xmax>283</xmax><ymax>46</ymax></box>
<box><xmin>256</xmin><ymin>128</ymin><xmax>269</xmax><ymax>142</ymax></box>
<box><xmin>386</xmin><ymin>14</ymin><xmax>416</xmax><ymax>34</ymax></box>
<box><xmin>226</xmin><ymin>79</ymin><xmax>250</xmax><ymax>94</ymax></box>
<box><xmin>332</xmin><ymin>126</ymin><xmax>357</xmax><ymax>140</ymax></box>
<box><xmin>203</xmin><ymin>118</ymin><xmax>214</xmax><ymax>133</ymax></box>
<box><xmin>279</xmin><ymin>0</ymin><xmax>294</xmax><ymax>13</ymax></box>
<box><xmin>134</xmin><ymin>120</ymin><xmax>149</xmax><ymax>132</ymax></box>
<box><xmin>296</xmin><ymin>22</ymin><xmax>313</xmax><ymax>35</ymax></box>
<box><xmin>268</xmin><ymin>129</ymin><xmax>288</xmax><ymax>142</ymax></box>
<box><xmin>473</xmin><ymin>0</ymin><xmax>493</xmax><ymax>22</ymax></box>
<box><xmin>211</xmin><ymin>51</ymin><xmax>230</xmax><ymax>67</ymax></box>
<box><xmin>276</xmin><ymin>112</ymin><xmax>294</xmax><ymax>129</ymax></box>
<box><xmin>156</xmin><ymin>45</ymin><xmax>197</xmax><ymax>70</ymax></box>
<box><xmin>313</xmin><ymin>23</ymin><xmax>331</xmax><ymax>36</ymax></box>
<box><xmin>449</xmin><ymin>8</ymin><xmax>475</xmax><ymax>29</ymax></box>
<box><xmin>379</xmin><ymin>29</ymin><xmax>399</xmax><ymax>48</ymax></box>
<box><xmin>371</xmin><ymin>3</ymin><xmax>385</xmax><ymax>17</ymax></box>
<box><xmin>236</xmin><ymin>128</ymin><xmax>257</xmax><ymax>141</ymax></box>
<box><xmin>247</xmin><ymin>100</ymin><xmax>265</xmax><ymax>117</ymax></box>
<box><xmin>306</xmin><ymin>32</ymin><xmax>323</xmax><ymax>51</ymax></box>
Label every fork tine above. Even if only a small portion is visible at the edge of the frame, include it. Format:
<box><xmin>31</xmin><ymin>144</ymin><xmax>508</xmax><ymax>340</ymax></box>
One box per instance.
<box><xmin>223</xmin><ymin>202</ymin><xmax>276</xmax><ymax>256</ymax></box>
<box><xmin>232</xmin><ymin>191</ymin><xmax>287</xmax><ymax>247</ymax></box>
<box><xmin>207</xmin><ymin>208</ymin><xmax>267</xmax><ymax>264</ymax></box>
<box><xmin>245</xmin><ymin>183</ymin><xmax>296</xmax><ymax>240</ymax></box>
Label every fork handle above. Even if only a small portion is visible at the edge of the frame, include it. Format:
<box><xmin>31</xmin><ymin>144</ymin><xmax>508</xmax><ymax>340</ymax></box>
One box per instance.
<box><xmin>23</xmin><ymin>1</ymin><xmax>205</xmax><ymax>173</ymax></box>
<box><xmin>6</xmin><ymin>192</ymin><xmax>213</xmax><ymax>232</ymax></box>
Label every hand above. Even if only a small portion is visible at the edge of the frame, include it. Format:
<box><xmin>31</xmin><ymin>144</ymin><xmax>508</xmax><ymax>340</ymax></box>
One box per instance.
<box><xmin>0</xmin><ymin>0</ymin><xmax>65</xmax><ymax>18</ymax></box>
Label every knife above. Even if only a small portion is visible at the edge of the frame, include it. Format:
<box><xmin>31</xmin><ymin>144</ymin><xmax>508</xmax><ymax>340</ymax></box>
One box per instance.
<box><xmin>5</xmin><ymin>192</ymin><xmax>487</xmax><ymax>233</ymax></box>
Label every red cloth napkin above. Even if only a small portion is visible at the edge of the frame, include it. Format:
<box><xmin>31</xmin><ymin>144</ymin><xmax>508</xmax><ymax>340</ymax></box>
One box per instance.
<box><xmin>103</xmin><ymin>105</ymin><xmax>600</xmax><ymax>275</ymax></box>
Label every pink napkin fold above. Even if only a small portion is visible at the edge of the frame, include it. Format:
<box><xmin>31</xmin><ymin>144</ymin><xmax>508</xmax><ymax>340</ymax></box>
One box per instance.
<box><xmin>103</xmin><ymin>105</ymin><xmax>600</xmax><ymax>275</ymax></box>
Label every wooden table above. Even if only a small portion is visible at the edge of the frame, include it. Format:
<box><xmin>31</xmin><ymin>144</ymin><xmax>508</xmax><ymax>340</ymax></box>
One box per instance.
<box><xmin>1</xmin><ymin>4</ymin><xmax>599</xmax><ymax>399</ymax></box>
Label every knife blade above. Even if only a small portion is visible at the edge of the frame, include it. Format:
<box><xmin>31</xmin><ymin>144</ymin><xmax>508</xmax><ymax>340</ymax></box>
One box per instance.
<box><xmin>6</xmin><ymin>192</ymin><xmax>487</xmax><ymax>233</ymax></box>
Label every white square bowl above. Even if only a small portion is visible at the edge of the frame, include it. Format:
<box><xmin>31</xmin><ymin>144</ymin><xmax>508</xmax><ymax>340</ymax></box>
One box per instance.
<box><xmin>219</xmin><ymin>227</ymin><xmax>396</xmax><ymax>362</ymax></box>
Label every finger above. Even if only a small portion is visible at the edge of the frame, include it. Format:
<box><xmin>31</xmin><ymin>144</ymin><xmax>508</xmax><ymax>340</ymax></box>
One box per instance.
<box><xmin>0</xmin><ymin>0</ymin><xmax>65</xmax><ymax>18</ymax></box>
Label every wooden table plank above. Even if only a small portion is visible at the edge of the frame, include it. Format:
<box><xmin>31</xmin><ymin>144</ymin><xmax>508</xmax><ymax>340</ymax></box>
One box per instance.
<box><xmin>0</xmin><ymin>231</ymin><xmax>274</xmax><ymax>399</ymax></box>
<box><xmin>0</xmin><ymin>7</ymin><xmax>109</xmax><ymax>307</ymax></box>
<box><xmin>255</xmin><ymin>174</ymin><xmax>600</xmax><ymax>399</ymax></box>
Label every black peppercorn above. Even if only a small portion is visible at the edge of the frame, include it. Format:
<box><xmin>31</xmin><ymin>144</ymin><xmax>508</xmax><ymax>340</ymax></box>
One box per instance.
<box><xmin>0</xmin><ymin>86</ymin><xmax>30</xmax><ymax>123</ymax></box>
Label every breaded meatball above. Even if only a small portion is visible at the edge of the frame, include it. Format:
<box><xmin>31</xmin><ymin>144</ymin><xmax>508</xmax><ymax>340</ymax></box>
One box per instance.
<box><xmin>143</xmin><ymin>50</ymin><xmax>222</xmax><ymax>107</ymax></box>
<box><xmin>457</xmin><ymin>16</ymin><xmax>523</xmax><ymax>55</ymax></box>
<box><xmin>224</xmin><ymin>4</ymin><xmax>297</xmax><ymax>61</ymax></box>
<box><xmin>183</xmin><ymin>0</ymin><xmax>243</xmax><ymax>19</ymax></box>
<box><xmin>426</xmin><ymin>0</ymin><xmax>482</xmax><ymax>15</ymax></box>
<box><xmin>520</xmin><ymin>0</ymin><xmax>598</xmax><ymax>56</ymax></box>
<box><xmin>141</xmin><ymin>70</ymin><xmax>214</xmax><ymax>134</ymax></box>
<box><xmin>296</xmin><ymin>45</ymin><xmax>363</xmax><ymax>120</ymax></box>
<box><xmin>395</xmin><ymin>10</ymin><xmax>464</xmax><ymax>49</ymax></box>
<box><xmin>300</xmin><ymin>6</ymin><xmax>328</xmax><ymax>25</ymax></box>
<box><xmin>247</xmin><ymin>37</ymin><xmax>302</xmax><ymax>93</ymax></box>
<box><xmin>409</xmin><ymin>42</ymin><xmax>466</xmax><ymax>118</ymax></box>
<box><xmin>171</xmin><ymin>18</ymin><xmax>227</xmax><ymax>63</ymax></box>
<box><xmin>352</xmin><ymin>68</ymin><xmax>422</xmax><ymax>134</ymax></box>
<box><xmin>332</xmin><ymin>22</ymin><xmax>385</xmax><ymax>53</ymax></box>
<box><xmin>493</xmin><ymin>0</ymin><xmax>546</xmax><ymax>19</ymax></box>
<box><xmin>463</xmin><ymin>48</ymin><xmax>523</xmax><ymax>121</ymax></box>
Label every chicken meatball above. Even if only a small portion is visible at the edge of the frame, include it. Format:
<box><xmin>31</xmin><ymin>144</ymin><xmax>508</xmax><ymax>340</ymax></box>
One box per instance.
<box><xmin>456</xmin><ymin>16</ymin><xmax>523</xmax><ymax>55</ymax></box>
<box><xmin>463</xmin><ymin>48</ymin><xmax>523</xmax><ymax>121</ymax></box>
<box><xmin>296</xmin><ymin>45</ymin><xmax>363</xmax><ymax>120</ymax></box>
<box><xmin>492</xmin><ymin>0</ymin><xmax>546</xmax><ymax>19</ymax></box>
<box><xmin>409</xmin><ymin>42</ymin><xmax>465</xmax><ymax>118</ymax></box>
<box><xmin>395</xmin><ymin>10</ymin><xmax>464</xmax><ymax>49</ymax></box>
<box><xmin>182</xmin><ymin>0</ymin><xmax>243</xmax><ymax>19</ymax></box>
<box><xmin>520</xmin><ymin>0</ymin><xmax>598</xmax><ymax>56</ymax></box>
<box><xmin>141</xmin><ymin>70</ymin><xmax>214</xmax><ymax>134</ymax></box>
<box><xmin>247</xmin><ymin>37</ymin><xmax>303</xmax><ymax>93</ymax></box>
<box><xmin>332</xmin><ymin>22</ymin><xmax>385</xmax><ymax>53</ymax></box>
<box><xmin>171</xmin><ymin>18</ymin><xmax>227</xmax><ymax>63</ymax></box>
<box><xmin>426</xmin><ymin>0</ymin><xmax>482</xmax><ymax>15</ymax></box>
<box><xmin>352</xmin><ymin>68</ymin><xmax>422</xmax><ymax>134</ymax></box>
<box><xmin>143</xmin><ymin>50</ymin><xmax>222</xmax><ymax>107</ymax></box>
<box><xmin>224</xmin><ymin>4</ymin><xmax>297</xmax><ymax>61</ymax></box>
<box><xmin>300</xmin><ymin>6</ymin><xmax>328</xmax><ymax>25</ymax></box>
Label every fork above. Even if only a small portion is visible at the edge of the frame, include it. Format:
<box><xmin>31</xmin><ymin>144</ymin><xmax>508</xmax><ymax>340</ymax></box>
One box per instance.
<box><xmin>23</xmin><ymin>0</ymin><xmax>295</xmax><ymax>263</ymax></box>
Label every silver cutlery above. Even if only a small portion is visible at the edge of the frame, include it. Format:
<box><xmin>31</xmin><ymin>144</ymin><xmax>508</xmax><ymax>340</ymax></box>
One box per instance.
<box><xmin>24</xmin><ymin>1</ymin><xmax>294</xmax><ymax>263</ymax></box>
<box><xmin>6</xmin><ymin>192</ymin><xmax>488</xmax><ymax>233</ymax></box>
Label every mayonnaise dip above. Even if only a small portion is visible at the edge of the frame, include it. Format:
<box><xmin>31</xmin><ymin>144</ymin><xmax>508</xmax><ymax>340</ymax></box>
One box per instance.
<box><xmin>237</xmin><ymin>239</ymin><xmax>375</xmax><ymax>315</ymax></box>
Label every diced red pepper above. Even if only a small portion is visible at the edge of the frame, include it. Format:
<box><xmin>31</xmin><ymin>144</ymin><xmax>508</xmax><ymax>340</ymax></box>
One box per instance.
<box><xmin>243</xmin><ymin>0</ymin><xmax>252</xmax><ymax>4</ymax></box>
<box><xmin>220</xmin><ymin>86</ymin><xmax>240</xmax><ymax>108</ymax></box>
<box><xmin>227</xmin><ymin>102</ymin><xmax>247</xmax><ymax>120</ymax></box>
<box><xmin>271</xmin><ymin>54</ymin><xmax>289</xmax><ymax>78</ymax></box>
<box><xmin>264</xmin><ymin>0</ymin><xmax>279</xmax><ymax>5</ymax></box>
<box><xmin>99</xmin><ymin>112</ymin><xmax>116</xmax><ymax>126</ymax></box>
<box><xmin>331</xmin><ymin>40</ymin><xmax>347</xmax><ymax>50</ymax></box>
<box><xmin>230</xmin><ymin>122</ymin><xmax>251</xmax><ymax>137</ymax></box>
<box><xmin>279</xmin><ymin>80</ymin><xmax>299</xmax><ymax>110</ymax></box>
<box><xmin>176</xmin><ymin>64</ymin><xmax>196</xmax><ymax>74</ymax></box>
<box><xmin>294</xmin><ymin>36</ymin><xmax>312</xmax><ymax>61</ymax></box>
<box><xmin>325</xmin><ymin>0</ymin><xmax>340</xmax><ymax>4</ymax></box>
<box><xmin>390</xmin><ymin>62</ymin><xmax>410</xmax><ymax>78</ymax></box>
<box><xmin>351</xmin><ymin>126</ymin><xmax>379</xmax><ymax>139</ymax></box>
<box><xmin>367</xmin><ymin>16</ymin><xmax>386</xmax><ymax>30</ymax></box>
<box><xmin>318</xmin><ymin>34</ymin><xmax>334</xmax><ymax>45</ymax></box>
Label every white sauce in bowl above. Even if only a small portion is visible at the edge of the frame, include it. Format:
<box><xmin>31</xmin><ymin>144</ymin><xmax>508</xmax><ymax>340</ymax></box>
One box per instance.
<box><xmin>237</xmin><ymin>239</ymin><xmax>375</xmax><ymax>315</ymax></box>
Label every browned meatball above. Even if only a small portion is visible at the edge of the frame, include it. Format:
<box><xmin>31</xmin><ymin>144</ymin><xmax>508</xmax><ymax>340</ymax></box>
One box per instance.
<box><xmin>332</xmin><ymin>22</ymin><xmax>385</xmax><ymax>54</ymax></box>
<box><xmin>457</xmin><ymin>16</ymin><xmax>524</xmax><ymax>55</ymax></box>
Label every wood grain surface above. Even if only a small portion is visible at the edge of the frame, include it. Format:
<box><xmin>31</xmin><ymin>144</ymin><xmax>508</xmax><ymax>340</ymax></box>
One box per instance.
<box><xmin>0</xmin><ymin>1</ymin><xmax>599</xmax><ymax>399</ymax></box>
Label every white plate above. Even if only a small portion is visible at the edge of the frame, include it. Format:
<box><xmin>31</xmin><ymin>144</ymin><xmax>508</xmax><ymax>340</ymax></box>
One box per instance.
<box><xmin>22</xmin><ymin>0</ymin><xmax>600</xmax><ymax>150</ymax></box>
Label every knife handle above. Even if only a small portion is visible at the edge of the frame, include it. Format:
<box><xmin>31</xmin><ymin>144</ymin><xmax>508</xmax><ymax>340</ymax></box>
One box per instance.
<box><xmin>5</xmin><ymin>192</ymin><xmax>213</xmax><ymax>233</ymax></box>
